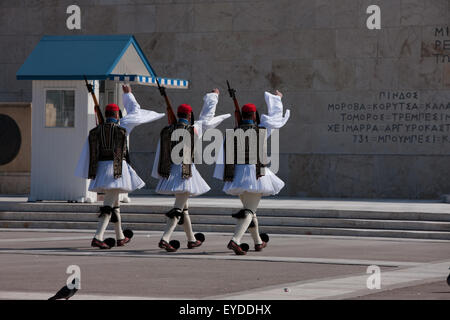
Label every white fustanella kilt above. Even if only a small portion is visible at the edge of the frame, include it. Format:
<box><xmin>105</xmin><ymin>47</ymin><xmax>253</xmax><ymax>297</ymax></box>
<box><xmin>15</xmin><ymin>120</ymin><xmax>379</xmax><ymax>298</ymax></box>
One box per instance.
<box><xmin>155</xmin><ymin>163</ymin><xmax>210</xmax><ymax>196</ymax></box>
<box><xmin>222</xmin><ymin>164</ymin><xmax>285</xmax><ymax>196</ymax></box>
<box><xmin>88</xmin><ymin>160</ymin><xmax>145</xmax><ymax>193</ymax></box>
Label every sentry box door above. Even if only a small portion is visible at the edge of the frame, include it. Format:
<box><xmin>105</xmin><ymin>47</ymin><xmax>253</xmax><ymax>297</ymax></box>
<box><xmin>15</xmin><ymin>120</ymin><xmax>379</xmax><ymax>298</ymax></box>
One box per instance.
<box><xmin>29</xmin><ymin>80</ymin><xmax>96</xmax><ymax>202</ymax></box>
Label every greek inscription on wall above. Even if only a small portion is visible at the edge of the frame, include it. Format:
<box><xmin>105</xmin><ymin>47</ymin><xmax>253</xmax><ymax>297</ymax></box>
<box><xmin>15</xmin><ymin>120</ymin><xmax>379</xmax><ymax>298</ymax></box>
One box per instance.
<box><xmin>434</xmin><ymin>26</ymin><xmax>450</xmax><ymax>64</ymax></box>
<box><xmin>327</xmin><ymin>91</ymin><xmax>450</xmax><ymax>146</ymax></box>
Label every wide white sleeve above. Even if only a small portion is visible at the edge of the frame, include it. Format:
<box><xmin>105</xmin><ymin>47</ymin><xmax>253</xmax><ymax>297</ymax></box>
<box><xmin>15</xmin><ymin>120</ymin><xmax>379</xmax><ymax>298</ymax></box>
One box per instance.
<box><xmin>151</xmin><ymin>140</ymin><xmax>162</xmax><ymax>179</ymax></box>
<box><xmin>259</xmin><ymin>91</ymin><xmax>290</xmax><ymax>136</ymax></box>
<box><xmin>120</xmin><ymin>93</ymin><xmax>165</xmax><ymax>135</ymax></box>
<box><xmin>74</xmin><ymin>138</ymin><xmax>90</xmax><ymax>179</ymax></box>
<box><xmin>123</xmin><ymin>92</ymin><xmax>141</xmax><ymax>114</ymax></box>
<box><xmin>194</xmin><ymin>92</ymin><xmax>231</xmax><ymax>138</ymax></box>
<box><xmin>198</xmin><ymin>92</ymin><xmax>219</xmax><ymax>122</ymax></box>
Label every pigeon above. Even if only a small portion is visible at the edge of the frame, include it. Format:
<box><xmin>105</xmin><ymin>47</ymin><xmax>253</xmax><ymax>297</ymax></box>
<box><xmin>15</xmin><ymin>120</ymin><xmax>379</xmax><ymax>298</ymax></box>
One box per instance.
<box><xmin>48</xmin><ymin>278</ymin><xmax>79</xmax><ymax>300</ymax></box>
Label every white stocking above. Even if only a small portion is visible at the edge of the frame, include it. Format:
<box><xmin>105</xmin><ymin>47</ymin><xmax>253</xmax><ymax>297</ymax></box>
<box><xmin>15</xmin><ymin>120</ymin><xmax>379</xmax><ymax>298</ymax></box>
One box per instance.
<box><xmin>161</xmin><ymin>193</ymin><xmax>190</xmax><ymax>242</ymax></box>
<box><xmin>248</xmin><ymin>215</ymin><xmax>263</xmax><ymax>245</ymax></box>
<box><xmin>231</xmin><ymin>214</ymin><xmax>252</xmax><ymax>244</ymax></box>
<box><xmin>182</xmin><ymin>204</ymin><xmax>196</xmax><ymax>242</ymax></box>
<box><xmin>113</xmin><ymin>207</ymin><xmax>125</xmax><ymax>240</ymax></box>
<box><xmin>94</xmin><ymin>189</ymin><xmax>120</xmax><ymax>241</ymax></box>
<box><xmin>94</xmin><ymin>215</ymin><xmax>110</xmax><ymax>241</ymax></box>
<box><xmin>232</xmin><ymin>192</ymin><xmax>263</xmax><ymax>244</ymax></box>
<box><xmin>162</xmin><ymin>216</ymin><xmax>180</xmax><ymax>242</ymax></box>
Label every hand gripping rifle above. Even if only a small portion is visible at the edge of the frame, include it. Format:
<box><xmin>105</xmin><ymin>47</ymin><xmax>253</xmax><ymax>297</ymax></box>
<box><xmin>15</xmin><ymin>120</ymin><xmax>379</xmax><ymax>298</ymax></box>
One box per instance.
<box><xmin>156</xmin><ymin>77</ymin><xmax>177</xmax><ymax>125</ymax></box>
<box><xmin>226</xmin><ymin>80</ymin><xmax>242</xmax><ymax>127</ymax></box>
<box><xmin>84</xmin><ymin>76</ymin><xmax>104</xmax><ymax>125</ymax></box>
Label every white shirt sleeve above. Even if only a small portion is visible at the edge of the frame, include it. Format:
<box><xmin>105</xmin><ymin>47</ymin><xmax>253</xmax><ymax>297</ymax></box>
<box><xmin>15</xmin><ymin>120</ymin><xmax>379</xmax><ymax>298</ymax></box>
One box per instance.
<box><xmin>259</xmin><ymin>91</ymin><xmax>290</xmax><ymax>137</ymax></box>
<box><xmin>194</xmin><ymin>92</ymin><xmax>231</xmax><ymax>138</ymax></box>
<box><xmin>120</xmin><ymin>93</ymin><xmax>165</xmax><ymax>135</ymax></box>
<box><xmin>123</xmin><ymin>92</ymin><xmax>140</xmax><ymax>114</ymax></box>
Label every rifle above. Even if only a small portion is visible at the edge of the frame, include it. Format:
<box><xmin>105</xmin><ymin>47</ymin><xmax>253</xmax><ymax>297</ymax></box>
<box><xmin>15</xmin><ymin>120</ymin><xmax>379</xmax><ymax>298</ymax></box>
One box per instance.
<box><xmin>156</xmin><ymin>77</ymin><xmax>177</xmax><ymax>125</ymax></box>
<box><xmin>226</xmin><ymin>80</ymin><xmax>242</xmax><ymax>127</ymax></box>
<box><xmin>83</xmin><ymin>76</ymin><xmax>104</xmax><ymax>125</ymax></box>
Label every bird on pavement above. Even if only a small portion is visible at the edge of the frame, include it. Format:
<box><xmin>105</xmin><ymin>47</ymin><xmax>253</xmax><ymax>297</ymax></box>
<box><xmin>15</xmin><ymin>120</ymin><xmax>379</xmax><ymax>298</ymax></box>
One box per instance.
<box><xmin>48</xmin><ymin>278</ymin><xmax>79</xmax><ymax>300</ymax></box>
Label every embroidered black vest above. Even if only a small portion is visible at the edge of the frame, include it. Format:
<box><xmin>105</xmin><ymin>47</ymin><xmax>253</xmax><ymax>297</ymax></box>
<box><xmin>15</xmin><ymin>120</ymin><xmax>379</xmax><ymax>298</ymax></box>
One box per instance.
<box><xmin>158</xmin><ymin>122</ymin><xmax>195</xmax><ymax>179</ymax></box>
<box><xmin>223</xmin><ymin>123</ymin><xmax>267</xmax><ymax>182</ymax></box>
<box><xmin>88</xmin><ymin>123</ymin><xmax>129</xmax><ymax>179</ymax></box>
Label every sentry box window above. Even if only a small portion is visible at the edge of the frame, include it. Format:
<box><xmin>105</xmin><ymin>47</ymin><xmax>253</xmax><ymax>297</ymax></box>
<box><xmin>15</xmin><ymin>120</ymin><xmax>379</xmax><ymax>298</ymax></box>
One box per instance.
<box><xmin>45</xmin><ymin>90</ymin><xmax>75</xmax><ymax>127</ymax></box>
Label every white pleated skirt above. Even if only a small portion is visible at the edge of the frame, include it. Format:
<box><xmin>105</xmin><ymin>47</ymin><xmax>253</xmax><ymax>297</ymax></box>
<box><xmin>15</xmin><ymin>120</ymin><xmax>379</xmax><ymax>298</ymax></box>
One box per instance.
<box><xmin>88</xmin><ymin>160</ymin><xmax>145</xmax><ymax>193</ymax></box>
<box><xmin>155</xmin><ymin>164</ymin><xmax>210</xmax><ymax>196</ymax></box>
<box><xmin>222</xmin><ymin>164</ymin><xmax>285</xmax><ymax>196</ymax></box>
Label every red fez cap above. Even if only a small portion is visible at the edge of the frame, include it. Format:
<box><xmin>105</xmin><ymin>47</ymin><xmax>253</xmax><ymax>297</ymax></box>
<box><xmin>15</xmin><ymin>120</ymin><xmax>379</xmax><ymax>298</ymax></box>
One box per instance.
<box><xmin>242</xmin><ymin>103</ymin><xmax>257</xmax><ymax>113</ymax></box>
<box><xmin>105</xmin><ymin>103</ymin><xmax>120</xmax><ymax>112</ymax></box>
<box><xmin>177</xmin><ymin>104</ymin><xmax>192</xmax><ymax>114</ymax></box>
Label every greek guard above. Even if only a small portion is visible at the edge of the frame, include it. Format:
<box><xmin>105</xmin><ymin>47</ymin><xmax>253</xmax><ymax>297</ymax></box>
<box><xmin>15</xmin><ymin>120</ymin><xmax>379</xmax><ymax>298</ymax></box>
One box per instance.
<box><xmin>214</xmin><ymin>86</ymin><xmax>290</xmax><ymax>255</ymax></box>
<box><xmin>152</xmin><ymin>87</ymin><xmax>230</xmax><ymax>252</ymax></box>
<box><xmin>75</xmin><ymin>84</ymin><xmax>164</xmax><ymax>249</ymax></box>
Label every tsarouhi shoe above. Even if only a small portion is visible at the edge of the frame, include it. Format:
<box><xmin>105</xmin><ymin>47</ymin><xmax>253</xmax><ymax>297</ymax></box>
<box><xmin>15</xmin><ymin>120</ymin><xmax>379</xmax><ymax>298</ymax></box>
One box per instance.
<box><xmin>158</xmin><ymin>239</ymin><xmax>177</xmax><ymax>252</ymax></box>
<box><xmin>187</xmin><ymin>240</ymin><xmax>203</xmax><ymax>249</ymax></box>
<box><xmin>117</xmin><ymin>237</ymin><xmax>131</xmax><ymax>247</ymax></box>
<box><xmin>91</xmin><ymin>238</ymin><xmax>110</xmax><ymax>249</ymax></box>
<box><xmin>227</xmin><ymin>240</ymin><xmax>247</xmax><ymax>255</ymax></box>
<box><xmin>255</xmin><ymin>241</ymin><xmax>267</xmax><ymax>252</ymax></box>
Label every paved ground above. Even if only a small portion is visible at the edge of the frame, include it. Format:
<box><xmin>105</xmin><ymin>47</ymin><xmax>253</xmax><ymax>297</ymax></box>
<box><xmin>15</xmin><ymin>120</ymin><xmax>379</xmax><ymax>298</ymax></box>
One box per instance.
<box><xmin>0</xmin><ymin>228</ymin><xmax>448</xmax><ymax>300</ymax></box>
<box><xmin>351</xmin><ymin>281</ymin><xmax>450</xmax><ymax>300</ymax></box>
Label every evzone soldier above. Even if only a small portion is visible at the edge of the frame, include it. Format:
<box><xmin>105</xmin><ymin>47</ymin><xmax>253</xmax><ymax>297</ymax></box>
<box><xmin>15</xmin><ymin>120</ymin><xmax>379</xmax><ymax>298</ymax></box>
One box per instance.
<box><xmin>151</xmin><ymin>88</ymin><xmax>230</xmax><ymax>252</ymax></box>
<box><xmin>214</xmin><ymin>89</ymin><xmax>290</xmax><ymax>255</ymax></box>
<box><xmin>75</xmin><ymin>84</ymin><xmax>164</xmax><ymax>249</ymax></box>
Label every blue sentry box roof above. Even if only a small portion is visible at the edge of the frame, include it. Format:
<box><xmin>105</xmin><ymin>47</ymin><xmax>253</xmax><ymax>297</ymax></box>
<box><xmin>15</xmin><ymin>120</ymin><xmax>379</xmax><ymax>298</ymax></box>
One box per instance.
<box><xmin>16</xmin><ymin>35</ymin><xmax>156</xmax><ymax>80</ymax></box>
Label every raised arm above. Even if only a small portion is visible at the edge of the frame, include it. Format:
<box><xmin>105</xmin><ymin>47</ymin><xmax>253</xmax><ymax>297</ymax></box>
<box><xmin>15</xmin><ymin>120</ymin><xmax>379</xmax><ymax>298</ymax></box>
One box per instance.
<box><xmin>260</xmin><ymin>90</ymin><xmax>290</xmax><ymax>133</ymax></box>
<box><xmin>198</xmin><ymin>88</ymin><xmax>220</xmax><ymax>122</ymax></box>
<box><xmin>194</xmin><ymin>88</ymin><xmax>231</xmax><ymax>138</ymax></box>
<box><xmin>120</xmin><ymin>85</ymin><xmax>165</xmax><ymax>135</ymax></box>
<box><xmin>122</xmin><ymin>85</ymin><xmax>141</xmax><ymax>114</ymax></box>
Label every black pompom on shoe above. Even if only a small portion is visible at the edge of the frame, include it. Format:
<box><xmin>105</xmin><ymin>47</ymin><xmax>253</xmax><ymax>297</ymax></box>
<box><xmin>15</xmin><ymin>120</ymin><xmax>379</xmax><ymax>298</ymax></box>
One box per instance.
<box><xmin>227</xmin><ymin>240</ymin><xmax>247</xmax><ymax>255</ymax></box>
<box><xmin>260</xmin><ymin>233</ymin><xmax>270</xmax><ymax>243</ymax></box>
<box><xmin>123</xmin><ymin>229</ymin><xmax>134</xmax><ymax>239</ymax></box>
<box><xmin>103</xmin><ymin>238</ymin><xmax>116</xmax><ymax>248</ymax></box>
<box><xmin>158</xmin><ymin>239</ymin><xmax>178</xmax><ymax>252</ymax></box>
<box><xmin>240</xmin><ymin>243</ymin><xmax>250</xmax><ymax>252</ymax></box>
<box><xmin>194</xmin><ymin>233</ymin><xmax>205</xmax><ymax>243</ymax></box>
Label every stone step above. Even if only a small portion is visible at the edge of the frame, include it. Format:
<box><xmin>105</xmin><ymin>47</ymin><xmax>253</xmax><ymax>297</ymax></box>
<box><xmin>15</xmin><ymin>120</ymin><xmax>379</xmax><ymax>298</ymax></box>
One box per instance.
<box><xmin>1</xmin><ymin>212</ymin><xmax>450</xmax><ymax>232</ymax></box>
<box><xmin>1</xmin><ymin>203</ymin><xmax>450</xmax><ymax>221</ymax></box>
<box><xmin>0</xmin><ymin>220</ymin><xmax>449</xmax><ymax>240</ymax></box>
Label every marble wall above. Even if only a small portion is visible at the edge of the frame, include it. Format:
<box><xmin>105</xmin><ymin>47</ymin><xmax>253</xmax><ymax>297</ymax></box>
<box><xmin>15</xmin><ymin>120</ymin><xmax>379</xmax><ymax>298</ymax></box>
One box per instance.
<box><xmin>1</xmin><ymin>0</ymin><xmax>449</xmax><ymax>198</ymax></box>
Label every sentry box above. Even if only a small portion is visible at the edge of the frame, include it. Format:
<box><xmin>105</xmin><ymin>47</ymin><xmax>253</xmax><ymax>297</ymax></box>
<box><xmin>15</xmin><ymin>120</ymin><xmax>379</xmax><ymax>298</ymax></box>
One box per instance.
<box><xmin>16</xmin><ymin>35</ymin><xmax>188</xmax><ymax>203</ymax></box>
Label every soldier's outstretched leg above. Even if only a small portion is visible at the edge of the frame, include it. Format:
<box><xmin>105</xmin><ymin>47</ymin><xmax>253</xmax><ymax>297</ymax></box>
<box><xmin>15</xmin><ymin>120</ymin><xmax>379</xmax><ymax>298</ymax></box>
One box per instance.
<box><xmin>113</xmin><ymin>206</ymin><xmax>132</xmax><ymax>247</ymax></box>
<box><xmin>248</xmin><ymin>215</ymin><xmax>267</xmax><ymax>251</ymax></box>
<box><xmin>228</xmin><ymin>192</ymin><xmax>266</xmax><ymax>254</ymax></box>
<box><xmin>92</xmin><ymin>190</ymin><xmax>120</xmax><ymax>249</ymax></box>
<box><xmin>93</xmin><ymin>211</ymin><xmax>111</xmax><ymax>249</ymax></box>
<box><xmin>241</xmin><ymin>192</ymin><xmax>267</xmax><ymax>251</ymax></box>
<box><xmin>158</xmin><ymin>193</ymin><xmax>189</xmax><ymax>252</ymax></box>
<box><xmin>228</xmin><ymin>211</ymin><xmax>253</xmax><ymax>255</ymax></box>
<box><xmin>182</xmin><ymin>203</ymin><xmax>204</xmax><ymax>249</ymax></box>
